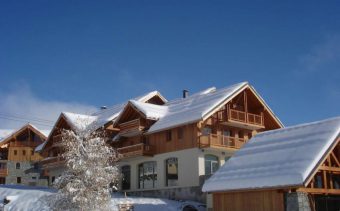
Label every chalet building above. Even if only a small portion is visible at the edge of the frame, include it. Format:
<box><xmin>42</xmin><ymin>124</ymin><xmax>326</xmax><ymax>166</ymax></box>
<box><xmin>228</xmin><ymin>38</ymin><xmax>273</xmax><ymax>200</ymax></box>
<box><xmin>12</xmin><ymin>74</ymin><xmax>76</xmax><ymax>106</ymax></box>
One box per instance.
<box><xmin>203</xmin><ymin>117</ymin><xmax>340</xmax><ymax>211</ymax></box>
<box><xmin>38</xmin><ymin>91</ymin><xmax>167</xmax><ymax>186</ymax></box>
<box><xmin>0</xmin><ymin>124</ymin><xmax>49</xmax><ymax>186</ymax></box>
<box><xmin>106</xmin><ymin>82</ymin><xmax>283</xmax><ymax>202</ymax></box>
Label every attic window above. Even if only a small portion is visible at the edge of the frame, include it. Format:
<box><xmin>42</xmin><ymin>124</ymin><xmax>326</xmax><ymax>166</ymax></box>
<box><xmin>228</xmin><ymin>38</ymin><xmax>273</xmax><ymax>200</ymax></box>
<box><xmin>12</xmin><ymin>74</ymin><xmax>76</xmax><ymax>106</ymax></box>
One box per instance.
<box><xmin>166</xmin><ymin>130</ymin><xmax>172</xmax><ymax>142</ymax></box>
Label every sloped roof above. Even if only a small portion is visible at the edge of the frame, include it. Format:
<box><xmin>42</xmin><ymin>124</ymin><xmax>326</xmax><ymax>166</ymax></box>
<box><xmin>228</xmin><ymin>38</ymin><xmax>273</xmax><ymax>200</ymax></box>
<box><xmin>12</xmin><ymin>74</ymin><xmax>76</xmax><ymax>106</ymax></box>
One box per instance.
<box><xmin>90</xmin><ymin>91</ymin><xmax>167</xmax><ymax>129</ymax></box>
<box><xmin>202</xmin><ymin>116</ymin><xmax>340</xmax><ymax>193</ymax></box>
<box><xmin>0</xmin><ymin>123</ymin><xmax>49</xmax><ymax>146</ymax></box>
<box><xmin>147</xmin><ymin>82</ymin><xmax>281</xmax><ymax>133</ymax></box>
<box><xmin>129</xmin><ymin>100</ymin><xmax>168</xmax><ymax>120</ymax></box>
<box><xmin>62</xmin><ymin>112</ymin><xmax>97</xmax><ymax>131</ymax></box>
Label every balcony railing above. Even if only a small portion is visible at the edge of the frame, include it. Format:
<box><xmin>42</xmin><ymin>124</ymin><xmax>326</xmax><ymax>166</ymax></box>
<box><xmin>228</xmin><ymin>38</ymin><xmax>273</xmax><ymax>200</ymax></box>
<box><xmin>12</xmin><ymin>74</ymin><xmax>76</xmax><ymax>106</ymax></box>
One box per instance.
<box><xmin>119</xmin><ymin>119</ymin><xmax>145</xmax><ymax>136</ymax></box>
<box><xmin>199</xmin><ymin>134</ymin><xmax>246</xmax><ymax>149</ymax></box>
<box><xmin>227</xmin><ymin>108</ymin><xmax>264</xmax><ymax>127</ymax></box>
<box><xmin>117</xmin><ymin>143</ymin><xmax>155</xmax><ymax>159</ymax></box>
<box><xmin>40</xmin><ymin>156</ymin><xmax>65</xmax><ymax>169</ymax></box>
<box><xmin>0</xmin><ymin>168</ymin><xmax>8</xmax><ymax>176</ymax></box>
<box><xmin>9</xmin><ymin>141</ymin><xmax>39</xmax><ymax>147</ymax></box>
<box><xmin>51</xmin><ymin>134</ymin><xmax>63</xmax><ymax>148</ymax></box>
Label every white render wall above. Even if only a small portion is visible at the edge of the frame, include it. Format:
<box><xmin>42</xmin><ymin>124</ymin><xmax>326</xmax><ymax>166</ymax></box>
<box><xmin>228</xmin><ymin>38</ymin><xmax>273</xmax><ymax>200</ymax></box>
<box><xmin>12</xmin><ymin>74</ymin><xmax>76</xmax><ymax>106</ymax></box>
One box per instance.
<box><xmin>119</xmin><ymin>148</ymin><xmax>201</xmax><ymax>191</ymax></box>
<box><xmin>119</xmin><ymin>147</ymin><xmax>236</xmax><ymax>192</ymax></box>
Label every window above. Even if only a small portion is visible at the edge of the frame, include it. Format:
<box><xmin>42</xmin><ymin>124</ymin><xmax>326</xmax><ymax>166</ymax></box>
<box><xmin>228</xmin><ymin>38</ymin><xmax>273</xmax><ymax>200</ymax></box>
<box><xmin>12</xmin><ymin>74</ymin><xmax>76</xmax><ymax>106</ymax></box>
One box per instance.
<box><xmin>166</xmin><ymin>130</ymin><xmax>172</xmax><ymax>141</ymax></box>
<box><xmin>31</xmin><ymin>150</ymin><xmax>34</xmax><ymax>156</ymax></box>
<box><xmin>315</xmin><ymin>174</ymin><xmax>323</xmax><ymax>188</ymax></box>
<box><xmin>205</xmin><ymin>155</ymin><xmax>219</xmax><ymax>175</ymax></box>
<box><xmin>138</xmin><ymin>161</ymin><xmax>157</xmax><ymax>189</ymax></box>
<box><xmin>177</xmin><ymin>128</ymin><xmax>183</xmax><ymax>140</ymax></box>
<box><xmin>238</xmin><ymin>131</ymin><xmax>244</xmax><ymax>139</ymax></box>
<box><xmin>166</xmin><ymin>158</ymin><xmax>178</xmax><ymax>186</ymax></box>
<box><xmin>23</xmin><ymin>150</ymin><xmax>26</xmax><ymax>156</ymax></box>
<box><xmin>223</xmin><ymin>130</ymin><xmax>231</xmax><ymax>137</ymax></box>
<box><xmin>32</xmin><ymin>177</ymin><xmax>36</xmax><ymax>180</ymax></box>
<box><xmin>332</xmin><ymin>174</ymin><xmax>340</xmax><ymax>189</ymax></box>
<box><xmin>52</xmin><ymin>176</ymin><xmax>55</xmax><ymax>183</ymax></box>
<box><xmin>17</xmin><ymin>177</ymin><xmax>21</xmax><ymax>184</ymax></box>
<box><xmin>121</xmin><ymin>165</ymin><xmax>131</xmax><ymax>190</ymax></box>
<box><xmin>14</xmin><ymin>150</ymin><xmax>17</xmax><ymax>155</ymax></box>
<box><xmin>16</xmin><ymin>163</ymin><xmax>20</xmax><ymax>169</ymax></box>
<box><xmin>202</xmin><ymin>127</ymin><xmax>212</xmax><ymax>136</ymax></box>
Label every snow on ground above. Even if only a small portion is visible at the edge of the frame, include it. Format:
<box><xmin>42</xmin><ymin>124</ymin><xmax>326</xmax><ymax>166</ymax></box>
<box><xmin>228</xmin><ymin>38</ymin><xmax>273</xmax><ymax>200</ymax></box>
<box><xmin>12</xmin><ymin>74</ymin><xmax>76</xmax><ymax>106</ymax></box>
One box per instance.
<box><xmin>0</xmin><ymin>185</ymin><xmax>200</xmax><ymax>211</ymax></box>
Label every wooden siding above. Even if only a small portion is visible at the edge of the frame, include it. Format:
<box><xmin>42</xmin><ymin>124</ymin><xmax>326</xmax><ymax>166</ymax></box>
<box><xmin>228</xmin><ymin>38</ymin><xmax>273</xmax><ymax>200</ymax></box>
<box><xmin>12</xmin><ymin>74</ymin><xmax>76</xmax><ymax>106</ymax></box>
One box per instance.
<box><xmin>213</xmin><ymin>190</ymin><xmax>284</xmax><ymax>211</ymax></box>
<box><xmin>111</xmin><ymin>88</ymin><xmax>282</xmax><ymax>156</ymax></box>
<box><xmin>8</xmin><ymin>147</ymin><xmax>43</xmax><ymax>161</ymax></box>
<box><xmin>148</xmin><ymin>123</ymin><xmax>198</xmax><ymax>154</ymax></box>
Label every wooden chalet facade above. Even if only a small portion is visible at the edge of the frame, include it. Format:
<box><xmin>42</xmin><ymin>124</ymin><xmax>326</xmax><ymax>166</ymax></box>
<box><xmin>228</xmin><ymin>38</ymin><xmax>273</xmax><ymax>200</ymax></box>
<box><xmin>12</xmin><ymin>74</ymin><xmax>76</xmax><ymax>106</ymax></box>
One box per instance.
<box><xmin>203</xmin><ymin>117</ymin><xmax>340</xmax><ymax>211</ymax></box>
<box><xmin>106</xmin><ymin>82</ymin><xmax>283</xmax><ymax>202</ymax></box>
<box><xmin>38</xmin><ymin>91</ymin><xmax>167</xmax><ymax>185</ymax></box>
<box><xmin>0</xmin><ymin>124</ymin><xmax>48</xmax><ymax>186</ymax></box>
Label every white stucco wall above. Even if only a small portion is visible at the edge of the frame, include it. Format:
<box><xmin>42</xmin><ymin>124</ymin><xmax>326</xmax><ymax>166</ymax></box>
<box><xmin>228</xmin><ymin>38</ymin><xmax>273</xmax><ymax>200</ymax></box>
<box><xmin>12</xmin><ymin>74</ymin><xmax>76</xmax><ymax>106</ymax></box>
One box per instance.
<box><xmin>119</xmin><ymin>148</ymin><xmax>202</xmax><ymax>191</ymax></box>
<box><xmin>119</xmin><ymin>147</ymin><xmax>236</xmax><ymax>192</ymax></box>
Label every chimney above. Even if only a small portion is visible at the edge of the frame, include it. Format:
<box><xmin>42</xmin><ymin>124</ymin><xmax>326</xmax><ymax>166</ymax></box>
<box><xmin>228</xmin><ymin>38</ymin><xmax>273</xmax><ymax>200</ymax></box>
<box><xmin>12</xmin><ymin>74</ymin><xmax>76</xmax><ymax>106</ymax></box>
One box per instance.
<box><xmin>182</xmin><ymin>90</ymin><xmax>189</xmax><ymax>98</ymax></box>
<box><xmin>100</xmin><ymin>106</ymin><xmax>107</xmax><ymax>110</ymax></box>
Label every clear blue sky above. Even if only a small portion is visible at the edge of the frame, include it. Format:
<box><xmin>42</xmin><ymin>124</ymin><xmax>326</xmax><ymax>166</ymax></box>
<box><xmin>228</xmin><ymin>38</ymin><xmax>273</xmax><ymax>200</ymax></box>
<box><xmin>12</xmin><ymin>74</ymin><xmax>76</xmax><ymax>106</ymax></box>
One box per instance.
<box><xmin>0</xmin><ymin>0</ymin><xmax>339</xmax><ymax>128</ymax></box>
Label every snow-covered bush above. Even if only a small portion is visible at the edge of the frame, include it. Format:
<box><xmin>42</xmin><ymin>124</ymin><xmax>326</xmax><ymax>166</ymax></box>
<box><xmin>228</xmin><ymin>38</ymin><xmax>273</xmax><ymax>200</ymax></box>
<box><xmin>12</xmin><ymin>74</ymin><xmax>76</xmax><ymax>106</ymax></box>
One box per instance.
<box><xmin>51</xmin><ymin>126</ymin><xmax>119</xmax><ymax>211</ymax></box>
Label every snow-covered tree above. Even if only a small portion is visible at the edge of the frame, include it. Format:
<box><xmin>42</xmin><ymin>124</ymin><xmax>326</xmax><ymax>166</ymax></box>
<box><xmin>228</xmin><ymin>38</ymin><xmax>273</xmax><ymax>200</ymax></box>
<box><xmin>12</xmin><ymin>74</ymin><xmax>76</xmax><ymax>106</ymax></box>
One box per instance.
<box><xmin>51</xmin><ymin>126</ymin><xmax>119</xmax><ymax>211</ymax></box>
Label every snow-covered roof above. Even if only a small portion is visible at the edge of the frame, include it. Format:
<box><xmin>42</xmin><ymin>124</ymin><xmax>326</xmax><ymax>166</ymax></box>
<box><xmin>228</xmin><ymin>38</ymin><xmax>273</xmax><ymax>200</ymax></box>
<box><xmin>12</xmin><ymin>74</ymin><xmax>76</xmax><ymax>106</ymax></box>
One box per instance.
<box><xmin>62</xmin><ymin>112</ymin><xmax>98</xmax><ymax>131</ymax></box>
<box><xmin>91</xmin><ymin>91</ymin><xmax>167</xmax><ymax>129</ymax></box>
<box><xmin>202</xmin><ymin>116</ymin><xmax>340</xmax><ymax>193</ymax></box>
<box><xmin>129</xmin><ymin>100</ymin><xmax>168</xmax><ymax>120</ymax></box>
<box><xmin>0</xmin><ymin>123</ymin><xmax>49</xmax><ymax>146</ymax></box>
<box><xmin>147</xmin><ymin>82</ymin><xmax>249</xmax><ymax>133</ymax></box>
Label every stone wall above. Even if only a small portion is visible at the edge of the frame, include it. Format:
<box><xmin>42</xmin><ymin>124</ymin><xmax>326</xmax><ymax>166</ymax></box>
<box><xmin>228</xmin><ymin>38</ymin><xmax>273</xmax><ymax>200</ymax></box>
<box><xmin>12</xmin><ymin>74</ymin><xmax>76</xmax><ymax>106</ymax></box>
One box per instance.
<box><xmin>286</xmin><ymin>192</ymin><xmax>311</xmax><ymax>211</ymax></box>
<box><xmin>5</xmin><ymin>161</ymin><xmax>48</xmax><ymax>186</ymax></box>
<box><xmin>127</xmin><ymin>186</ymin><xmax>206</xmax><ymax>203</ymax></box>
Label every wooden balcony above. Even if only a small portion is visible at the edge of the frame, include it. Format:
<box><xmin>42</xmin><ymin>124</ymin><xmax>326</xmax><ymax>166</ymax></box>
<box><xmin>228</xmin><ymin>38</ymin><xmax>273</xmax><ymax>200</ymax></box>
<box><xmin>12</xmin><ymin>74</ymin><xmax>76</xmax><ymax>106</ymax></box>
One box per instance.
<box><xmin>9</xmin><ymin>141</ymin><xmax>38</xmax><ymax>148</ymax></box>
<box><xmin>0</xmin><ymin>168</ymin><xmax>8</xmax><ymax>176</ymax></box>
<box><xmin>51</xmin><ymin>134</ymin><xmax>63</xmax><ymax>148</ymax></box>
<box><xmin>119</xmin><ymin>119</ymin><xmax>145</xmax><ymax>137</ymax></box>
<box><xmin>199</xmin><ymin>134</ymin><xmax>246</xmax><ymax>149</ymax></box>
<box><xmin>218</xmin><ymin>108</ymin><xmax>264</xmax><ymax>130</ymax></box>
<box><xmin>40</xmin><ymin>156</ymin><xmax>65</xmax><ymax>169</ymax></box>
<box><xmin>117</xmin><ymin>143</ymin><xmax>155</xmax><ymax>159</ymax></box>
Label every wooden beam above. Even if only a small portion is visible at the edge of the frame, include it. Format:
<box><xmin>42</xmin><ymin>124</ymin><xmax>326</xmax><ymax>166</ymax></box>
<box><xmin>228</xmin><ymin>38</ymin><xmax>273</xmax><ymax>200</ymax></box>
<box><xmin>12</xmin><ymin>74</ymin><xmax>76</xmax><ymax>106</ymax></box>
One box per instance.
<box><xmin>297</xmin><ymin>188</ymin><xmax>340</xmax><ymax>195</ymax></box>
<box><xmin>319</xmin><ymin>166</ymin><xmax>340</xmax><ymax>172</ymax></box>
<box><xmin>323</xmin><ymin>170</ymin><xmax>328</xmax><ymax>189</ymax></box>
<box><xmin>331</xmin><ymin>152</ymin><xmax>340</xmax><ymax>167</ymax></box>
<box><xmin>330</xmin><ymin>173</ymin><xmax>334</xmax><ymax>189</ymax></box>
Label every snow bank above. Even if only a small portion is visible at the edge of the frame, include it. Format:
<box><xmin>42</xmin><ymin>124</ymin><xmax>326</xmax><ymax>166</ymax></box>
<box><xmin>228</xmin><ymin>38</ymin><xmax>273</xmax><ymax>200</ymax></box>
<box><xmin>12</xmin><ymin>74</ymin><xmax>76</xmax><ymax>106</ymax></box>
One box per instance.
<box><xmin>0</xmin><ymin>185</ymin><xmax>197</xmax><ymax>211</ymax></box>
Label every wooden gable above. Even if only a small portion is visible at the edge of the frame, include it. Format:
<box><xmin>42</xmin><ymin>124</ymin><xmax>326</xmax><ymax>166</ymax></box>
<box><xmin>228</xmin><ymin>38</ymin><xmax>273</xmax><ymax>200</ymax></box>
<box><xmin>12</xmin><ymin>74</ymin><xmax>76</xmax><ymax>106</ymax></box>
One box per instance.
<box><xmin>298</xmin><ymin>137</ymin><xmax>340</xmax><ymax>195</ymax></box>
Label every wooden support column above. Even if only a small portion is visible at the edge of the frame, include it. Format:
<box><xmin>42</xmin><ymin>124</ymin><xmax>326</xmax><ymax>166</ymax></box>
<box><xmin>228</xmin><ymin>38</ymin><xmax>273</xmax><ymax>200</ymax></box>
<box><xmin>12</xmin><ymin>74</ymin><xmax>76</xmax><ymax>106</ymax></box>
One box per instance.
<box><xmin>323</xmin><ymin>170</ymin><xmax>328</xmax><ymax>189</ymax></box>
<box><xmin>244</xmin><ymin>91</ymin><xmax>248</xmax><ymax>122</ymax></box>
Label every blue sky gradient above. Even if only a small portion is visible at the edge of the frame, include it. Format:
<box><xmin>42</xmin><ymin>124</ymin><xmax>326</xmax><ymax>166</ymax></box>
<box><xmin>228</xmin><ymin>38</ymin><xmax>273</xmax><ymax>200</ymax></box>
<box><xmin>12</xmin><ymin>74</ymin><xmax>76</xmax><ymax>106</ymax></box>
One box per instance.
<box><xmin>0</xmin><ymin>0</ymin><xmax>339</xmax><ymax>128</ymax></box>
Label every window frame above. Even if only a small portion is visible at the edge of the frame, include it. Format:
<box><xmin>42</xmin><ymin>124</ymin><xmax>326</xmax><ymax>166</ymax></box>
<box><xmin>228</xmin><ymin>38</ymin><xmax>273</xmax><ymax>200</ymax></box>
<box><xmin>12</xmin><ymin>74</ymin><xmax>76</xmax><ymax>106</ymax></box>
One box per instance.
<box><xmin>166</xmin><ymin>130</ymin><xmax>172</xmax><ymax>142</ymax></box>
<box><xmin>165</xmin><ymin>157</ymin><xmax>179</xmax><ymax>187</ymax></box>
<box><xmin>121</xmin><ymin>165</ymin><xmax>131</xmax><ymax>190</ymax></box>
<box><xmin>138</xmin><ymin>161</ymin><xmax>157</xmax><ymax>189</ymax></box>
<box><xmin>204</xmin><ymin>154</ymin><xmax>219</xmax><ymax>175</ymax></box>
